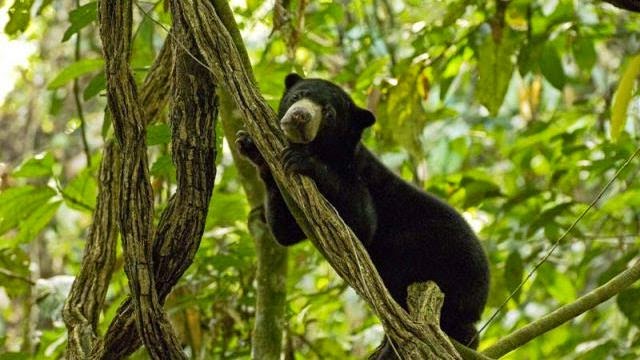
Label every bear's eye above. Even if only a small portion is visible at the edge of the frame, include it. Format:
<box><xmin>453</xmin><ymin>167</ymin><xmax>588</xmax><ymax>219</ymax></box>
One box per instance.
<box><xmin>322</xmin><ymin>105</ymin><xmax>336</xmax><ymax>120</ymax></box>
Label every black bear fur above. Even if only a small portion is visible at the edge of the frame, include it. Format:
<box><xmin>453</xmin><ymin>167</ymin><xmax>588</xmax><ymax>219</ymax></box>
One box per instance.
<box><xmin>236</xmin><ymin>73</ymin><xmax>490</xmax><ymax>356</ymax></box>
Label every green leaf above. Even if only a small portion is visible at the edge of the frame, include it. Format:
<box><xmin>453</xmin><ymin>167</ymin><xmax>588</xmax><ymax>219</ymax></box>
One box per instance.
<box><xmin>12</xmin><ymin>152</ymin><xmax>54</xmax><ymax>178</ymax></box>
<box><xmin>539</xmin><ymin>264</ymin><xmax>576</xmax><ymax>303</ymax></box>
<box><xmin>147</xmin><ymin>123</ymin><xmax>171</xmax><ymax>146</ymax></box>
<box><xmin>132</xmin><ymin>15</ymin><xmax>156</xmax><ymax>67</ymax></box>
<box><xmin>611</xmin><ymin>53</ymin><xmax>640</xmax><ymax>140</ymax></box>
<box><xmin>62</xmin><ymin>1</ymin><xmax>97</xmax><ymax>42</ymax></box>
<box><xmin>539</xmin><ymin>44</ymin><xmax>566</xmax><ymax>90</ymax></box>
<box><xmin>14</xmin><ymin>200</ymin><xmax>61</xmax><ymax>244</ymax></box>
<box><xmin>0</xmin><ymin>247</ymin><xmax>30</xmax><ymax>299</ymax></box>
<box><xmin>83</xmin><ymin>72</ymin><xmax>106</xmax><ymax>100</ymax></box>
<box><xmin>4</xmin><ymin>0</ymin><xmax>35</xmax><ymax>35</ymax></box>
<box><xmin>63</xmin><ymin>169</ymin><xmax>97</xmax><ymax>211</ymax></box>
<box><xmin>460</xmin><ymin>176</ymin><xmax>502</xmax><ymax>208</ymax></box>
<box><xmin>504</xmin><ymin>250</ymin><xmax>524</xmax><ymax>303</ymax></box>
<box><xmin>617</xmin><ymin>287</ymin><xmax>640</xmax><ymax>326</ymax></box>
<box><xmin>476</xmin><ymin>30</ymin><xmax>518</xmax><ymax>116</ymax></box>
<box><xmin>206</xmin><ymin>190</ymin><xmax>248</xmax><ymax>229</ymax></box>
<box><xmin>573</xmin><ymin>36</ymin><xmax>597</xmax><ymax>72</ymax></box>
<box><xmin>47</xmin><ymin>58</ymin><xmax>104</xmax><ymax>90</ymax></box>
<box><xmin>150</xmin><ymin>155</ymin><xmax>175</xmax><ymax>180</ymax></box>
<box><xmin>0</xmin><ymin>186</ymin><xmax>56</xmax><ymax>235</ymax></box>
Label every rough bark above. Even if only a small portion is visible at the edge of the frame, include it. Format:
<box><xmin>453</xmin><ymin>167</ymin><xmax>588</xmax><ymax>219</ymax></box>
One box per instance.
<box><xmin>175</xmin><ymin>1</ymin><xmax>460</xmax><ymax>358</ymax></box>
<box><xmin>62</xmin><ymin>142</ymin><xmax>120</xmax><ymax>359</ymax></box>
<box><xmin>220</xmin><ymin>91</ymin><xmax>288</xmax><ymax>360</ymax></box>
<box><xmin>63</xmin><ymin>28</ymin><xmax>173</xmax><ymax>360</ymax></box>
<box><xmin>482</xmin><ymin>259</ymin><xmax>640</xmax><ymax>358</ymax></box>
<box><xmin>98</xmin><ymin>1</ymin><xmax>186</xmax><ymax>358</ymax></box>
<box><xmin>89</xmin><ymin>2</ymin><xmax>218</xmax><ymax>359</ymax></box>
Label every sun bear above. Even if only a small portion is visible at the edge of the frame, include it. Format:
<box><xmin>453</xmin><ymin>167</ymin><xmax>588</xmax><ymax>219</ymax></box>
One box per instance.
<box><xmin>236</xmin><ymin>73</ymin><xmax>489</xmax><ymax>356</ymax></box>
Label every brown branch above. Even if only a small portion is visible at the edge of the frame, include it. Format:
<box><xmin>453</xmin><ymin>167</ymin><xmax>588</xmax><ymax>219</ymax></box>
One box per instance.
<box><xmin>174</xmin><ymin>0</ymin><xmax>460</xmax><ymax>358</ymax></box>
<box><xmin>97</xmin><ymin>0</ymin><xmax>184</xmax><ymax>358</ymax></box>
<box><xmin>482</xmin><ymin>258</ymin><xmax>640</xmax><ymax>358</ymax></box>
<box><xmin>63</xmin><ymin>142</ymin><xmax>120</xmax><ymax>359</ymax></box>
<box><xmin>89</xmin><ymin>3</ymin><xmax>218</xmax><ymax>359</ymax></box>
<box><xmin>63</xmin><ymin>31</ymin><xmax>173</xmax><ymax>360</ymax></box>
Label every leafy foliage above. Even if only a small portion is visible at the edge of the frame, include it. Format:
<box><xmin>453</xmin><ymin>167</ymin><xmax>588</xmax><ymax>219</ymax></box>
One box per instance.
<box><xmin>1</xmin><ymin>0</ymin><xmax>640</xmax><ymax>359</ymax></box>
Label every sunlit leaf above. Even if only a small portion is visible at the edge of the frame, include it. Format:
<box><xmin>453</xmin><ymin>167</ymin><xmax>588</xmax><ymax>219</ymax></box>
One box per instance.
<box><xmin>47</xmin><ymin>58</ymin><xmax>104</xmax><ymax>90</ymax></box>
<box><xmin>132</xmin><ymin>14</ymin><xmax>155</xmax><ymax>67</ymax></box>
<box><xmin>4</xmin><ymin>0</ymin><xmax>34</xmax><ymax>35</ymax></box>
<box><xmin>62</xmin><ymin>1</ymin><xmax>97</xmax><ymax>42</ymax></box>
<box><xmin>611</xmin><ymin>53</ymin><xmax>640</xmax><ymax>140</ymax></box>
<box><xmin>63</xmin><ymin>169</ymin><xmax>97</xmax><ymax>211</ymax></box>
<box><xmin>0</xmin><ymin>186</ymin><xmax>56</xmax><ymax>235</ymax></box>
<box><xmin>12</xmin><ymin>152</ymin><xmax>54</xmax><ymax>178</ymax></box>
<box><xmin>14</xmin><ymin>200</ymin><xmax>61</xmax><ymax>244</ymax></box>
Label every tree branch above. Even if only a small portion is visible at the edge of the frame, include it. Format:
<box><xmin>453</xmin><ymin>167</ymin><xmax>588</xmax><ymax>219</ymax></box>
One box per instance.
<box><xmin>90</xmin><ymin>3</ymin><xmax>218</xmax><ymax>359</ymax></box>
<box><xmin>483</xmin><ymin>258</ymin><xmax>640</xmax><ymax>358</ymax></box>
<box><xmin>97</xmin><ymin>0</ymin><xmax>184</xmax><ymax>358</ymax></box>
<box><xmin>173</xmin><ymin>0</ymin><xmax>460</xmax><ymax>358</ymax></box>
<box><xmin>62</xmin><ymin>142</ymin><xmax>120</xmax><ymax>359</ymax></box>
<box><xmin>63</xmin><ymin>30</ymin><xmax>173</xmax><ymax>360</ymax></box>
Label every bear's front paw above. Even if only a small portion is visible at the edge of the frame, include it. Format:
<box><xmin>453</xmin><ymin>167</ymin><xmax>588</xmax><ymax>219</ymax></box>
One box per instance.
<box><xmin>235</xmin><ymin>130</ymin><xmax>265</xmax><ymax>166</ymax></box>
<box><xmin>281</xmin><ymin>146</ymin><xmax>316</xmax><ymax>176</ymax></box>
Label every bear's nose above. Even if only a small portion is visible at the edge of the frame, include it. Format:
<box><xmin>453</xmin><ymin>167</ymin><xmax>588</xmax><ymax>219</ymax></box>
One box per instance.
<box><xmin>282</xmin><ymin>109</ymin><xmax>311</xmax><ymax>126</ymax></box>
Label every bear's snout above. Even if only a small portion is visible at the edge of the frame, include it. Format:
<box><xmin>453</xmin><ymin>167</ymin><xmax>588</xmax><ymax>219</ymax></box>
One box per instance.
<box><xmin>281</xmin><ymin>109</ymin><xmax>311</xmax><ymax>127</ymax></box>
<box><xmin>280</xmin><ymin>98</ymin><xmax>323</xmax><ymax>144</ymax></box>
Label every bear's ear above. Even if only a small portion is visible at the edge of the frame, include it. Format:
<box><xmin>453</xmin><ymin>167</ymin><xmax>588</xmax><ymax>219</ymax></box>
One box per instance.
<box><xmin>354</xmin><ymin>107</ymin><xmax>375</xmax><ymax>128</ymax></box>
<box><xmin>285</xmin><ymin>73</ymin><xmax>304</xmax><ymax>90</ymax></box>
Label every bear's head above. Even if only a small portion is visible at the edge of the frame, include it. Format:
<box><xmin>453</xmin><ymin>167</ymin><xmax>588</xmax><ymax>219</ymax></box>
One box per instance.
<box><xmin>277</xmin><ymin>73</ymin><xmax>375</xmax><ymax>156</ymax></box>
